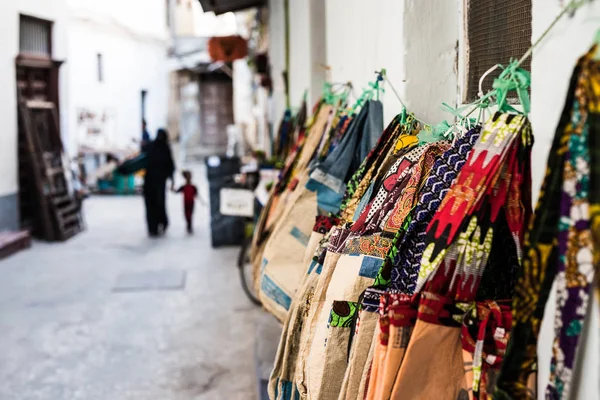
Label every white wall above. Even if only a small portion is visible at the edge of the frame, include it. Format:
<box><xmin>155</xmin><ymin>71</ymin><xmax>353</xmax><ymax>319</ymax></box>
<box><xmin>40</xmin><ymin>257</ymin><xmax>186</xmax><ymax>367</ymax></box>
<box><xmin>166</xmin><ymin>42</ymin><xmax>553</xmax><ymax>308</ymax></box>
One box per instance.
<box><xmin>270</xmin><ymin>0</ymin><xmax>457</xmax><ymax>128</ymax></box>
<box><xmin>67</xmin><ymin>0</ymin><xmax>169</xmax><ymax>155</ymax></box>
<box><xmin>308</xmin><ymin>0</ymin><xmax>327</xmax><ymax>107</ymax></box>
<box><xmin>268</xmin><ymin>0</ymin><xmax>287</xmax><ymax>136</ymax></box>
<box><xmin>288</xmin><ymin>0</ymin><xmax>311</xmax><ymax>109</ymax></box>
<box><xmin>324</xmin><ymin>0</ymin><xmax>406</xmax><ymax>124</ymax></box>
<box><xmin>68</xmin><ymin>0</ymin><xmax>168</xmax><ymax>41</ymax></box>
<box><xmin>0</xmin><ymin>0</ymin><xmax>69</xmax><ymax>197</ymax></box>
<box><xmin>174</xmin><ymin>0</ymin><xmax>198</xmax><ymax>36</ymax></box>
<box><xmin>324</xmin><ymin>0</ymin><xmax>458</xmax><ymax>126</ymax></box>
<box><xmin>268</xmin><ymin>0</ymin><xmax>327</xmax><ymax>123</ymax></box>
<box><xmin>233</xmin><ymin>59</ymin><xmax>254</xmax><ymax>125</ymax></box>
<box><xmin>403</xmin><ymin>0</ymin><xmax>459</xmax><ymax>126</ymax></box>
<box><xmin>530</xmin><ymin>2</ymin><xmax>600</xmax><ymax>399</ymax></box>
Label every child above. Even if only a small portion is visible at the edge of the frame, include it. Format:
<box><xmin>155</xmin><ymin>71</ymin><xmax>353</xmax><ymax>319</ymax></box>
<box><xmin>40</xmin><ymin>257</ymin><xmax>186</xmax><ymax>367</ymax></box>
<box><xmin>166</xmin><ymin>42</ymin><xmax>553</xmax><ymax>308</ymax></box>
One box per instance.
<box><xmin>174</xmin><ymin>170</ymin><xmax>198</xmax><ymax>233</ymax></box>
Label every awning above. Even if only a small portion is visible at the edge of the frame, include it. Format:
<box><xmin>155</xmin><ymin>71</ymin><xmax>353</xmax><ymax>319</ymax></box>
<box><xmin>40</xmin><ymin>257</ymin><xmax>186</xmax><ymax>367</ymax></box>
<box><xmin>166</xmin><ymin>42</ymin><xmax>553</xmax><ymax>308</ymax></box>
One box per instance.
<box><xmin>198</xmin><ymin>0</ymin><xmax>265</xmax><ymax>15</ymax></box>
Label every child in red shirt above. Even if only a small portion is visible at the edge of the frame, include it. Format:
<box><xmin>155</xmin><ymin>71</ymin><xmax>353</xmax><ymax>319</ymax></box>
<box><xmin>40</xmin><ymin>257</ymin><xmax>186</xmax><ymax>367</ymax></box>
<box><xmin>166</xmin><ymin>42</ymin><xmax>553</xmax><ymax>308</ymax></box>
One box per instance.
<box><xmin>174</xmin><ymin>170</ymin><xmax>198</xmax><ymax>233</ymax></box>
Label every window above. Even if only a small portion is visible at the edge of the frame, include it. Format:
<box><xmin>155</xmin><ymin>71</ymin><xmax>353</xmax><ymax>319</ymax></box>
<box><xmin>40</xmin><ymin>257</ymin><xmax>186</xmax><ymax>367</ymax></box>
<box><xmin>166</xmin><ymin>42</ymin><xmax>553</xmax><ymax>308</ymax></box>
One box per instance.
<box><xmin>19</xmin><ymin>15</ymin><xmax>52</xmax><ymax>57</ymax></box>
<box><xmin>97</xmin><ymin>53</ymin><xmax>103</xmax><ymax>82</ymax></box>
<box><xmin>463</xmin><ymin>0</ymin><xmax>532</xmax><ymax>102</ymax></box>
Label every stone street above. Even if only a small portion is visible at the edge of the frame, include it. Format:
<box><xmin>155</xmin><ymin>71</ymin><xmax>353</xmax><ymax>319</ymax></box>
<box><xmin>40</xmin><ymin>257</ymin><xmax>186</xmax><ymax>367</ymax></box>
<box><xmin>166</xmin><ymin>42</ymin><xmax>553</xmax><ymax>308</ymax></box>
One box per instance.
<box><xmin>0</xmin><ymin>166</ymin><xmax>278</xmax><ymax>400</ymax></box>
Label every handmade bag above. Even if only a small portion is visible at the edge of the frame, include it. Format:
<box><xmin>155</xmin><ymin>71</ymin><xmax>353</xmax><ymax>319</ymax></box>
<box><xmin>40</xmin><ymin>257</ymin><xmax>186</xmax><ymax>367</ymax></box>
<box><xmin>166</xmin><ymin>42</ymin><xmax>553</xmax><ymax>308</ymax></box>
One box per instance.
<box><xmin>307</xmin><ymin>100</ymin><xmax>384</xmax><ymax>214</ymax></box>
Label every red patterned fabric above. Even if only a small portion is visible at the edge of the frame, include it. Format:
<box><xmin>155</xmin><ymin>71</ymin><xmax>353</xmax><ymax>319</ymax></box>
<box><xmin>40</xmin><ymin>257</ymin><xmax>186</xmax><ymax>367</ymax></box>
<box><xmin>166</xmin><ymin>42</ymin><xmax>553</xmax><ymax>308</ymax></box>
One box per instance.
<box><xmin>313</xmin><ymin>215</ymin><xmax>340</xmax><ymax>233</ymax></box>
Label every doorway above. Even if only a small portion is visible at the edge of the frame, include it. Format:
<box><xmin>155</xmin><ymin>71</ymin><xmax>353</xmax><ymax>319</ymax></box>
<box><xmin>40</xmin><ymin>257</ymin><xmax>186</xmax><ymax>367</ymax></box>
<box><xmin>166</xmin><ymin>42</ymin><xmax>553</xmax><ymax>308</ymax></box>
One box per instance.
<box><xmin>198</xmin><ymin>70</ymin><xmax>234</xmax><ymax>149</ymax></box>
<box><xmin>16</xmin><ymin>15</ymin><xmax>62</xmax><ymax>234</ymax></box>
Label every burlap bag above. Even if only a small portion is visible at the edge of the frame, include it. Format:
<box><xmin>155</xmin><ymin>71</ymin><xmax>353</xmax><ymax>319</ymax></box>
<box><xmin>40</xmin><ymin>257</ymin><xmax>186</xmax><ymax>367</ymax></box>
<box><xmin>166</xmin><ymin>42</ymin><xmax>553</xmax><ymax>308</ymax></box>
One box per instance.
<box><xmin>304</xmin><ymin>232</ymin><xmax>391</xmax><ymax>399</ymax></box>
<box><xmin>268</xmin><ymin>227</ymin><xmax>328</xmax><ymax>399</ymax></box>
<box><xmin>338</xmin><ymin>309</ymin><xmax>379</xmax><ymax>400</ymax></box>
<box><xmin>295</xmin><ymin>229</ymin><xmax>349</xmax><ymax>398</ymax></box>
<box><xmin>390</xmin><ymin>320</ymin><xmax>467</xmax><ymax>399</ymax></box>
<box><xmin>268</xmin><ymin>271</ymin><xmax>316</xmax><ymax>399</ymax></box>
<box><xmin>251</xmin><ymin>182</ymin><xmax>295</xmax><ymax>292</ymax></box>
<box><xmin>357</xmin><ymin>324</ymin><xmax>382</xmax><ymax>399</ymax></box>
<box><xmin>251</xmin><ymin>105</ymin><xmax>333</xmax><ymax>294</ymax></box>
<box><xmin>259</xmin><ymin>173</ymin><xmax>318</xmax><ymax>321</ymax></box>
<box><xmin>316</xmin><ymin>301</ymin><xmax>360</xmax><ymax>399</ymax></box>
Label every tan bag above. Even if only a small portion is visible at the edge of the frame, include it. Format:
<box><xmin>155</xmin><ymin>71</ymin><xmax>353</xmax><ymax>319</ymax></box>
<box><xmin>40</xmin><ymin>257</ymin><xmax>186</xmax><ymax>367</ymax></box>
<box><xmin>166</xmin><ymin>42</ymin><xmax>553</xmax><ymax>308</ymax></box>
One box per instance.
<box><xmin>259</xmin><ymin>175</ymin><xmax>318</xmax><ymax>321</ymax></box>
<box><xmin>316</xmin><ymin>301</ymin><xmax>360</xmax><ymax>400</ymax></box>
<box><xmin>257</xmin><ymin>106</ymin><xmax>333</xmax><ymax>321</ymax></box>
<box><xmin>251</xmin><ymin>105</ymin><xmax>331</xmax><ymax>272</ymax></box>
<box><xmin>304</xmin><ymin>233</ymin><xmax>391</xmax><ymax>399</ymax></box>
<box><xmin>357</xmin><ymin>327</ymin><xmax>380</xmax><ymax>400</ymax></box>
<box><xmin>268</xmin><ymin>228</ymin><xmax>327</xmax><ymax>399</ymax></box>
<box><xmin>295</xmin><ymin>233</ymin><xmax>347</xmax><ymax>398</ymax></box>
<box><xmin>390</xmin><ymin>320</ymin><xmax>467</xmax><ymax>399</ymax></box>
<box><xmin>339</xmin><ymin>309</ymin><xmax>379</xmax><ymax>400</ymax></box>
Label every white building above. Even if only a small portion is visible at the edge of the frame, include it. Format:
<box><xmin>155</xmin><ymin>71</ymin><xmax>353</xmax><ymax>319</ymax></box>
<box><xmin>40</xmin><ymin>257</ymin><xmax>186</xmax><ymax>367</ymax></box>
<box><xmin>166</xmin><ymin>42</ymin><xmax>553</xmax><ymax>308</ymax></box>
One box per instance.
<box><xmin>66</xmin><ymin>0</ymin><xmax>170</xmax><ymax>156</ymax></box>
<box><xmin>0</xmin><ymin>0</ymin><xmax>69</xmax><ymax>232</ymax></box>
<box><xmin>167</xmin><ymin>1</ymin><xmax>255</xmax><ymax>162</ymax></box>
<box><xmin>0</xmin><ymin>0</ymin><xmax>171</xmax><ymax>232</ymax></box>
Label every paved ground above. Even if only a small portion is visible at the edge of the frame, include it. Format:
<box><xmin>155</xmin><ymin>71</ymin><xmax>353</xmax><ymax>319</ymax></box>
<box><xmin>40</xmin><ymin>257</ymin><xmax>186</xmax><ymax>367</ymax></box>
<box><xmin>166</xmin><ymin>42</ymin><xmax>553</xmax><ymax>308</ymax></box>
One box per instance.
<box><xmin>0</xmin><ymin>165</ymin><xmax>280</xmax><ymax>400</ymax></box>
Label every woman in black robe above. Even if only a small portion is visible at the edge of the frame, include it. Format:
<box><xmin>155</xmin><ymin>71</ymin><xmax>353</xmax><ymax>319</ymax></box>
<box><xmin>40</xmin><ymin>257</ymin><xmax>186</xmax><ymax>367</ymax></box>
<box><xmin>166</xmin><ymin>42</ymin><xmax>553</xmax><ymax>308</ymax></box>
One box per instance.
<box><xmin>144</xmin><ymin>129</ymin><xmax>175</xmax><ymax>237</ymax></box>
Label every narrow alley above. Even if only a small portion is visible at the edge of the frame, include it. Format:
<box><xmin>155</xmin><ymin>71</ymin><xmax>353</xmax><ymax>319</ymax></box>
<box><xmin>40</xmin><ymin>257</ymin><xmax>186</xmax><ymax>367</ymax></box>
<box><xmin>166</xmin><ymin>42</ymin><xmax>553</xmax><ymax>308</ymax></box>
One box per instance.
<box><xmin>4</xmin><ymin>1</ymin><xmax>600</xmax><ymax>399</ymax></box>
<box><xmin>0</xmin><ymin>164</ymin><xmax>268</xmax><ymax>400</ymax></box>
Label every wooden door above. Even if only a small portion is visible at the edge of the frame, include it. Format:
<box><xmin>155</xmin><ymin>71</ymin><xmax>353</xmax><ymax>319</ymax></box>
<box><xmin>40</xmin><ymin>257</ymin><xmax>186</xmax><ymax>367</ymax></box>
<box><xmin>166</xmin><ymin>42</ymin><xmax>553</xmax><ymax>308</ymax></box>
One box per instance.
<box><xmin>16</xmin><ymin>61</ymin><xmax>59</xmax><ymax>233</ymax></box>
<box><xmin>198</xmin><ymin>72</ymin><xmax>234</xmax><ymax>148</ymax></box>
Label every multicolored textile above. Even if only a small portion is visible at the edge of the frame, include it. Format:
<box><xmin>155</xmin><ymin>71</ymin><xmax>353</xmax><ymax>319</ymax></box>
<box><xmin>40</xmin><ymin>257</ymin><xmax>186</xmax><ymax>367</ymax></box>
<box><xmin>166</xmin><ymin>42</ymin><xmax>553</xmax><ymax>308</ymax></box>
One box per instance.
<box><xmin>355</xmin><ymin>144</ymin><xmax>426</xmax><ymax>230</ymax></box>
<box><xmin>380</xmin><ymin>113</ymin><xmax>531</xmax><ymax>399</ymax></box>
<box><xmin>380</xmin><ymin>140</ymin><xmax>450</xmax><ymax>233</ymax></box>
<box><xmin>392</xmin><ymin>128</ymin><xmax>481</xmax><ymax>293</ymax></box>
<box><xmin>461</xmin><ymin>300</ymin><xmax>512</xmax><ymax>400</ymax></box>
<box><xmin>313</xmin><ymin>215</ymin><xmax>340</xmax><ymax>234</ymax></box>
<box><xmin>496</xmin><ymin>48</ymin><xmax>600</xmax><ymax>400</ymax></box>
<box><xmin>476</xmin><ymin>210</ymin><xmax>521</xmax><ymax>302</ymax></box>
<box><xmin>426</xmin><ymin>113</ymin><xmax>529</xmax><ymax>254</ymax></box>
<box><xmin>329</xmin><ymin>301</ymin><xmax>359</xmax><ymax>327</ymax></box>
<box><xmin>546</xmin><ymin>64</ymin><xmax>596</xmax><ymax>400</ymax></box>
<box><xmin>341</xmin><ymin>234</ymin><xmax>393</xmax><ymax>258</ymax></box>
<box><xmin>338</xmin><ymin>116</ymin><xmax>402</xmax><ymax>221</ymax></box>
<box><xmin>307</xmin><ymin>100</ymin><xmax>384</xmax><ymax>214</ymax></box>
<box><xmin>338</xmin><ymin>118</ymin><xmax>419</xmax><ymax>224</ymax></box>
<box><xmin>418</xmin><ymin>114</ymin><xmax>531</xmax><ymax>294</ymax></box>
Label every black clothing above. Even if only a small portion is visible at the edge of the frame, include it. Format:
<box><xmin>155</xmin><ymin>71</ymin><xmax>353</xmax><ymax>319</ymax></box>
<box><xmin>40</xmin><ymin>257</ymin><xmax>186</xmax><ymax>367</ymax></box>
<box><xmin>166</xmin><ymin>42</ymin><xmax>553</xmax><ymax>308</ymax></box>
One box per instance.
<box><xmin>143</xmin><ymin>138</ymin><xmax>175</xmax><ymax>235</ymax></box>
<box><xmin>184</xmin><ymin>202</ymin><xmax>194</xmax><ymax>233</ymax></box>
